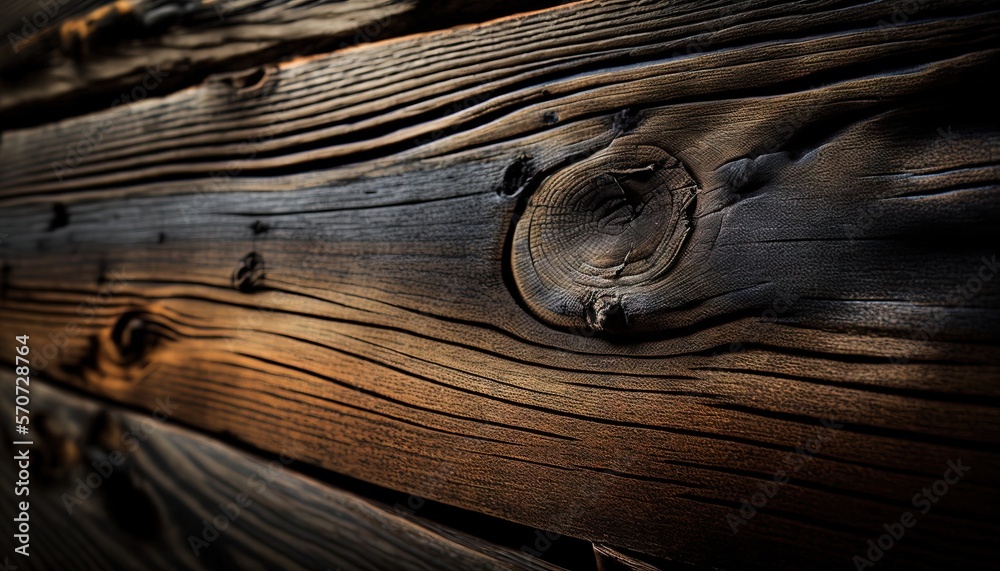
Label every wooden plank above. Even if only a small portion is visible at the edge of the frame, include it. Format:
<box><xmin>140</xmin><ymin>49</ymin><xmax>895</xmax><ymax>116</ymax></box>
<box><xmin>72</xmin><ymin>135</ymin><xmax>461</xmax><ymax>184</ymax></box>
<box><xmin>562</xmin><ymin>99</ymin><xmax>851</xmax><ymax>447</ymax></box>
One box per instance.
<box><xmin>0</xmin><ymin>0</ymin><xmax>569</xmax><ymax>128</ymax></box>
<box><xmin>0</xmin><ymin>375</ymin><xmax>569</xmax><ymax>570</ymax></box>
<box><xmin>1</xmin><ymin>0</ymin><xmax>999</xmax><ymax>568</ymax></box>
<box><xmin>0</xmin><ymin>0</ymin><xmax>406</xmax><ymax>117</ymax></box>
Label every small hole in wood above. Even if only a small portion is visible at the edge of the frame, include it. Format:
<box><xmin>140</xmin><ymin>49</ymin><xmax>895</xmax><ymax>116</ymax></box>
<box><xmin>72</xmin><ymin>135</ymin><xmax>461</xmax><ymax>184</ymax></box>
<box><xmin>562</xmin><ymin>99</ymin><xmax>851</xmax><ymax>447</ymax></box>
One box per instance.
<box><xmin>612</xmin><ymin>108</ymin><xmax>641</xmax><ymax>134</ymax></box>
<box><xmin>232</xmin><ymin>252</ymin><xmax>265</xmax><ymax>293</ymax></box>
<box><xmin>49</xmin><ymin>203</ymin><xmax>69</xmax><ymax>231</ymax></box>
<box><xmin>111</xmin><ymin>312</ymin><xmax>150</xmax><ymax>365</ymax></box>
<box><xmin>250</xmin><ymin>220</ymin><xmax>270</xmax><ymax>235</ymax></box>
<box><xmin>499</xmin><ymin>156</ymin><xmax>531</xmax><ymax>197</ymax></box>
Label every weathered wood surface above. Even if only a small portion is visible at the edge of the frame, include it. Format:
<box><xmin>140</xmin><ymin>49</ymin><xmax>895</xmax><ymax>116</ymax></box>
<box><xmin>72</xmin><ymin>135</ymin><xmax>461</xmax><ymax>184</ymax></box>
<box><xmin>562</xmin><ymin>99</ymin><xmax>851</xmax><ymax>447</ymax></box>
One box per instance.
<box><xmin>0</xmin><ymin>375</ymin><xmax>570</xmax><ymax>571</ymax></box>
<box><xmin>1</xmin><ymin>0</ymin><xmax>999</xmax><ymax>568</ymax></box>
<box><xmin>0</xmin><ymin>0</ymin><xmax>568</xmax><ymax>127</ymax></box>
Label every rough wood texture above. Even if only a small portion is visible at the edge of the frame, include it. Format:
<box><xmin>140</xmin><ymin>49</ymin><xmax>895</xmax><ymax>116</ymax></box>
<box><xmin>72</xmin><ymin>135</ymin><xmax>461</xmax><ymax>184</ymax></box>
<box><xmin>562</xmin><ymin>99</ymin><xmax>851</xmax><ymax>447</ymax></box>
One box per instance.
<box><xmin>0</xmin><ymin>0</ymin><xmax>568</xmax><ymax>127</ymax></box>
<box><xmin>511</xmin><ymin>136</ymin><xmax>699</xmax><ymax>333</ymax></box>
<box><xmin>0</xmin><ymin>376</ymin><xmax>569</xmax><ymax>571</ymax></box>
<box><xmin>1</xmin><ymin>0</ymin><xmax>999</xmax><ymax>568</ymax></box>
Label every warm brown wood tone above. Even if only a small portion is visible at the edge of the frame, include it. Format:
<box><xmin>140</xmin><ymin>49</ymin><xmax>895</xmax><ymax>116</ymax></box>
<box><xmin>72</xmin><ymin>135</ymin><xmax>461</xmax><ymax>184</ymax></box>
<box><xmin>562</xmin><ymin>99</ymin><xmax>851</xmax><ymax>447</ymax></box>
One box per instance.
<box><xmin>1</xmin><ymin>0</ymin><xmax>999</xmax><ymax>568</ymax></box>
<box><xmin>0</xmin><ymin>0</ymin><xmax>399</xmax><ymax>124</ymax></box>
<box><xmin>0</xmin><ymin>0</ymin><xmax>569</xmax><ymax>127</ymax></box>
<box><xmin>0</xmin><ymin>375</ymin><xmax>568</xmax><ymax>570</ymax></box>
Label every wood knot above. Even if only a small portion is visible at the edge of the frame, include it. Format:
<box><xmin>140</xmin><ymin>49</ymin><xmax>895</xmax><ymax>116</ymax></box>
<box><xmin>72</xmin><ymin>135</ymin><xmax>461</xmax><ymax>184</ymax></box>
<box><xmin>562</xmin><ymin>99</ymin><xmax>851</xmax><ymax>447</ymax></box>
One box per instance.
<box><xmin>584</xmin><ymin>293</ymin><xmax>628</xmax><ymax>333</ymax></box>
<box><xmin>232</xmin><ymin>252</ymin><xmax>265</xmax><ymax>292</ymax></box>
<box><xmin>510</xmin><ymin>137</ymin><xmax>697</xmax><ymax>334</ymax></box>
<box><xmin>499</xmin><ymin>155</ymin><xmax>532</xmax><ymax>197</ymax></box>
<box><xmin>111</xmin><ymin>312</ymin><xmax>151</xmax><ymax>365</ymax></box>
<box><xmin>217</xmin><ymin>65</ymin><xmax>279</xmax><ymax>97</ymax></box>
<box><xmin>249</xmin><ymin>220</ymin><xmax>270</xmax><ymax>235</ymax></box>
<box><xmin>48</xmin><ymin>203</ymin><xmax>69</xmax><ymax>231</ymax></box>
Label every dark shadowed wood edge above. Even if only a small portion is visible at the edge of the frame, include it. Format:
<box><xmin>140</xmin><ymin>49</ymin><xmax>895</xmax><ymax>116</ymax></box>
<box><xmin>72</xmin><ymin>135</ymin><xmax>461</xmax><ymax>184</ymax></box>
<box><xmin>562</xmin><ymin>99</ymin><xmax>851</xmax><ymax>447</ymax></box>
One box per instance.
<box><xmin>0</xmin><ymin>375</ymin><xmax>572</xmax><ymax>571</ymax></box>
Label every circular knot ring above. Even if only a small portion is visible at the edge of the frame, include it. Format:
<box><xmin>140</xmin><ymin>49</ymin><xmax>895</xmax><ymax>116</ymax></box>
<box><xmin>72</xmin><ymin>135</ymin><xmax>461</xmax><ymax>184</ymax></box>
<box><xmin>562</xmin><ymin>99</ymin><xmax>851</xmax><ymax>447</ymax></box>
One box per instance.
<box><xmin>511</xmin><ymin>140</ymin><xmax>697</xmax><ymax>334</ymax></box>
